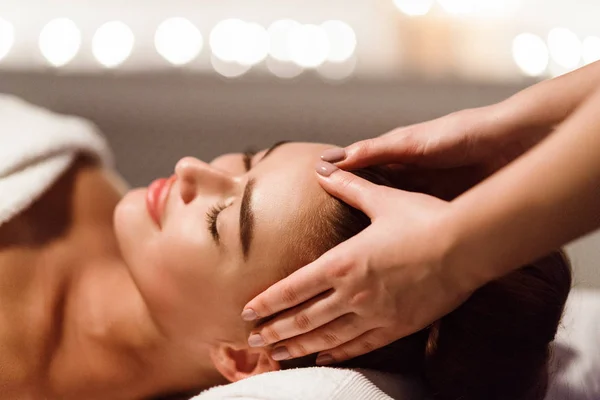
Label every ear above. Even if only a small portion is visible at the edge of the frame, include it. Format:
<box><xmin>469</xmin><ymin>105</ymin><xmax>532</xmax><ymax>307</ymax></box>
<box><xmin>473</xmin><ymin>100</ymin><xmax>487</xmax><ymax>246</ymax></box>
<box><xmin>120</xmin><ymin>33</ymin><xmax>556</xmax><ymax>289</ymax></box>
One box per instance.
<box><xmin>209</xmin><ymin>344</ymin><xmax>280</xmax><ymax>382</ymax></box>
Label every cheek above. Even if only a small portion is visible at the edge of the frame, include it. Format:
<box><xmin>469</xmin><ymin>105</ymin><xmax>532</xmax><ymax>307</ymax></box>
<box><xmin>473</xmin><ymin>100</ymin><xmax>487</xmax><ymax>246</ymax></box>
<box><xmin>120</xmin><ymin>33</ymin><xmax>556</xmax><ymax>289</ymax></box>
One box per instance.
<box><xmin>143</xmin><ymin>215</ymin><xmax>223</xmax><ymax>311</ymax></box>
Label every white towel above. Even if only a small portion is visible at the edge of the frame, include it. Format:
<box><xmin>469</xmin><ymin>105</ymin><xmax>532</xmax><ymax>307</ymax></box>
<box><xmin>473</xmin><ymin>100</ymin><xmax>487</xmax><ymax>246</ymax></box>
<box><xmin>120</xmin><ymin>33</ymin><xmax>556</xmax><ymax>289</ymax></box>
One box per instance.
<box><xmin>0</xmin><ymin>94</ymin><xmax>113</xmax><ymax>226</ymax></box>
<box><xmin>192</xmin><ymin>367</ymin><xmax>426</xmax><ymax>400</ymax></box>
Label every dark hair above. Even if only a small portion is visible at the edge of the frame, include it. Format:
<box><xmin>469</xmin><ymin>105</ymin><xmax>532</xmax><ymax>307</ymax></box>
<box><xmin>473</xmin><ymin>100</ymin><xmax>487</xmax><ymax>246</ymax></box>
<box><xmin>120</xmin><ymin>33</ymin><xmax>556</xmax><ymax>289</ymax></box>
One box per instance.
<box><xmin>281</xmin><ymin>166</ymin><xmax>572</xmax><ymax>400</ymax></box>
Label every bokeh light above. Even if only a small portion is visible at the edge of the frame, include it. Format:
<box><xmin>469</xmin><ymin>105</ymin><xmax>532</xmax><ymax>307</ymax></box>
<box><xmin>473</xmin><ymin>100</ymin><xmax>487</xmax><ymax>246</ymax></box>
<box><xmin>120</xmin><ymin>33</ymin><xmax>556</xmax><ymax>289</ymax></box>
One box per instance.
<box><xmin>210</xmin><ymin>54</ymin><xmax>251</xmax><ymax>78</ymax></box>
<box><xmin>92</xmin><ymin>21</ymin><xmax>134</xmax><ymax>68</ymax></box>
<box><xmin>547</xmin><ymin>27</ymin><xmax>581</xmax><ymax>69</ymax></box>
<box><xmin>210</xmin><ymin>19</ymin><xmax>269</xmax><ymax>66</ymax></box>
<box><xmin>0</xmin><ymin>17</ymin><xmax>15</xmax><ymax>62</ymax></box>
<box><xmin>268</xmin><ymin>19</ymin><xmax>301</xmax><ymax>62</ymax></box>
<box><xmin>38</xmin><ymin>18</ymin><xmax>82</xmax><ymax>67</ymax></box>
<box><xmin>317</xmin><ymin>57</ymin><xmax>356</xmax><ymax>81</ymax></box>
<box><xmin>288</xmin><ymin>24</ymin><xmax>330</xmax><ymax>68</ymax></box>
<box><xmin>582</xmin><ymin>36</ymin><xmax>600</xmax><ymax>65</ymax></box>
<box><xmin>321</xmin><ymin>20</ymin><xmax>356</xmax><ymax>62</ymax></box>
<box><xmin>237</xmin><ymin>22</ymin><xmax>270</xmax><ymax>66</ymax></box>
<box><xmin>392</xmin><ymin>0</ymin><xmax>435</xmax><ymax>16</ymax></box>
<box><xmin>437</xmin><ymin>0</ymin><xmax>476</xmax><ymax>15</ymax></box>
<box><xmin>266</xmin><ymin>57</ymin><xmax>304</xmax><ymax>79</ymax></box>
<box><xmin>155</xmin><ymin>18</ymin><xmax>203</xmax><ymax>66</ymax></box>
<box><xmin>210</xmin><ymin>19</ymin><xmax>245</xmax><ymax>63</ymax></box>
<box><xmin>512</xmin><ymin>33</ymin><xmax>549</xmax><ymax>77</ymax></box>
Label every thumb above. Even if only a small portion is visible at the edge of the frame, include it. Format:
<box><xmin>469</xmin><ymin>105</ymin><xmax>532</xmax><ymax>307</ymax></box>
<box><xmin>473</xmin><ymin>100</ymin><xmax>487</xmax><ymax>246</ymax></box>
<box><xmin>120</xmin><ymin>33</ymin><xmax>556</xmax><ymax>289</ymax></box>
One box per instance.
<box><xmin>333</xmin><ymin>127</ymin><xmax>423</xmax><ymax>170</ymax></box>
<box><xmin>316</xmin><ymin>163</ymin><xmax>382</xmax><ymax>218</ymax></box>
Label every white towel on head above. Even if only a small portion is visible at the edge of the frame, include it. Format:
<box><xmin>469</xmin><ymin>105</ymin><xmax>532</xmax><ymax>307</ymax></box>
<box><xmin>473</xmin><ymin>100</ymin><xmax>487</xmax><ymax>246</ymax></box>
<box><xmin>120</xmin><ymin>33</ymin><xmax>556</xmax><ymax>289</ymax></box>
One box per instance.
<box><xmin>0</xmin><ymin>94</ymin><xmax>113</xmax><ymax>226</ymax></box>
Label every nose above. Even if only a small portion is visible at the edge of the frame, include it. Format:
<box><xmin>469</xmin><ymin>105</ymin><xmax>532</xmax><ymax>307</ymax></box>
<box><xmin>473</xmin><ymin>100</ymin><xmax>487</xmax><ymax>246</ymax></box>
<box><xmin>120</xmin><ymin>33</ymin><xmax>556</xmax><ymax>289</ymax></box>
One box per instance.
<box><xmin>175</xmin><ymin>157</ymin><xmax>238</xmax><ymax>204</ymax></box>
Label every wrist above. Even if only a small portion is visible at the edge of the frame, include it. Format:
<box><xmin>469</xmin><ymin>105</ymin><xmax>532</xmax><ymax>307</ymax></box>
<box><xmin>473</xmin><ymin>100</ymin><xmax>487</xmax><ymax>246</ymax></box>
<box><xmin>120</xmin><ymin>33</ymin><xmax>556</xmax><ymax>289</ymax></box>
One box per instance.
<box><xmin>437</xmin><ymin>204</ymin><xmax>503</xmax><ymax>296</ymax></box>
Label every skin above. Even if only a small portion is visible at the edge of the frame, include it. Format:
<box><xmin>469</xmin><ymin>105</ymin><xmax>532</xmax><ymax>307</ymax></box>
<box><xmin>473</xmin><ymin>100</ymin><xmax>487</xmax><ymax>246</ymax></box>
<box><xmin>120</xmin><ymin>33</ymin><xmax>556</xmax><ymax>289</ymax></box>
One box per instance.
<box><xmin>0</xmin><ymin>142</ymin><xmax>336</xmax><ymax>399</ymax></box>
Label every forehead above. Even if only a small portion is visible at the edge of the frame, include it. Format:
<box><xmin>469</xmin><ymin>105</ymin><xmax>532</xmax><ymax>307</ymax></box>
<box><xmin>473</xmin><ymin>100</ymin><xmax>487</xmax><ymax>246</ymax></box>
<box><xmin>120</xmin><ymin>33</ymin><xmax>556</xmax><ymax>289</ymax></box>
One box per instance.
<box><xmin>248</xmin><ymin>142</ymin><xmax>334</xmax><ymax>272</ymax></box>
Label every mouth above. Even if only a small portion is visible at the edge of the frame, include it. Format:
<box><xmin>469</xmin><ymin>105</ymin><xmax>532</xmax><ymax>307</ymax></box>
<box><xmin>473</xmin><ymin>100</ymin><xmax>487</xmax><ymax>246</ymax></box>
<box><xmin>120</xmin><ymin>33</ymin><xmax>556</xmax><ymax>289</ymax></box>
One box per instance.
<box><xmin>146</xmin><ymin>175</ymin><xmax>176</xmax><ymax>228</ymax></box>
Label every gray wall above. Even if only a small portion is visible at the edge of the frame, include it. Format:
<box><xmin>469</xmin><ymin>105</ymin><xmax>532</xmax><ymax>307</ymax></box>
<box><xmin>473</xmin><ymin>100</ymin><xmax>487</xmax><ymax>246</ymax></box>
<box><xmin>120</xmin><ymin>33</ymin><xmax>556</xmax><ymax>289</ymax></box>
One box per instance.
<box><xmin>0</xmin><ymin>71</ymin><xmax>597</xmax><ymax>288</ymax></box>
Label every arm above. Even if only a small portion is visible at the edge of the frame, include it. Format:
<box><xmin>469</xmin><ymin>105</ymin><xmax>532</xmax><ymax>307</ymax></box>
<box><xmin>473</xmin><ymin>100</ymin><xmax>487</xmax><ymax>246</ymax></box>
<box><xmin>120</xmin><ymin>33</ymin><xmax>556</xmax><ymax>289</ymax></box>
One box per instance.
<box><xmin>449</xmin><ymin>83</ymin><xmax>600</xmax><ymax>287</ymax></box>
<box><xmin>332</xmin><ymin>61</ymin><xmax>600</xmax><ymax>174</ymax></box>
<box><xmin>498</xmin><ymin>60</ymin><xmax>600</xmax><ymax>132</ymax></box>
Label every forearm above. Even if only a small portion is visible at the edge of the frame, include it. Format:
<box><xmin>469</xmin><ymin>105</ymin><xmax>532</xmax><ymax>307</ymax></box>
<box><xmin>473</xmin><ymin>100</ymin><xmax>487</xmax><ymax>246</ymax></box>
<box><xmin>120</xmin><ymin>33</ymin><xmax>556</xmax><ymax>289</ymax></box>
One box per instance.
<box><xmin>499</xmin><ymin>60</ymin><xmax>600</xmax><ymax>132</ymax></box>
<box><xmin>448</xmin><ymin>84</ymin><xmax>600</xmax><ymax>287</ymax></box>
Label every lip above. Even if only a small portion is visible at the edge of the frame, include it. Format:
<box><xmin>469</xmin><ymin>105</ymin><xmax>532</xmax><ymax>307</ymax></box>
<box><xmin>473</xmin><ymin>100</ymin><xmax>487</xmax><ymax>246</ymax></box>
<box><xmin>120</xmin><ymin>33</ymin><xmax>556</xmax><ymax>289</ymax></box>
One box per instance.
<box><xmin>146</xmin><ymin>175</ymin><xmax>176</xmax><ymax>228</ymax></box>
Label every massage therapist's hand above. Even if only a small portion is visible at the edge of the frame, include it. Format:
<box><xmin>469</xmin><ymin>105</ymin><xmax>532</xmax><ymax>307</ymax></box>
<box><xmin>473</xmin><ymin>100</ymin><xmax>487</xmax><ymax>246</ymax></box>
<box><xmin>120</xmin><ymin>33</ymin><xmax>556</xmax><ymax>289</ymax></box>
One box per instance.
<box><xmin>240</xmin><ymin>164</ymin><xmax>476</xmax><ymax>364</ymax></box>
<box><xmin>328</xmin><ymin>104</ymin><xmax>552</xmax><ymax>177</ymax></box>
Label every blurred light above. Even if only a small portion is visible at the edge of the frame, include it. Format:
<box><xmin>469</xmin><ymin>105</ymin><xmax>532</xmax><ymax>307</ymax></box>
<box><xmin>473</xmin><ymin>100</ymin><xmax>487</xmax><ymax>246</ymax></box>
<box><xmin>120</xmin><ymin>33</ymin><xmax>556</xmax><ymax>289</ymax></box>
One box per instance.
<box><xmin>321</xmin><ymin>20</ymin><xmax>356</xmax><ymax>62</ymax></box>
<box><xmin>237</xmin><ymin>22</ymin><xmax>269</xmax><ymax>65</ymax></box>
<box><xmin>92</xmin><ymin>21</ymin><xmax>134</xmax><ymax>68</ymax></box>
<box><xmin>210</xmin><ymin>19</ymin><xmax>268</xmax><ymax>66</ymax></box>
<box><xmin>0</xmin><ymin>17</ymin><xmax>15</xmax><ymax>61</ymax></box>
<box><xmin>547</xmin><ymin>28</ymin><xmax>581</xmax><ymax>69</ymax></box>
<box><xmin>582</xmin><ymin>36</ymin><xmax>600</xmax><ymax>65</ymax></box>
<box><xmin>155</xmin><ymin>18</ymin><xmax>203</xmax><ymax>66</ymax></box>
<box><xmin>393</xmin><ymin>0</ymin><xmax>435</xmax><ymax>16</ymax></box>
<box><xmin>266</xmin><ymin>57</ymin><xmax>304</xmax><ymax>78</ymax></box>
<box><xmin>437</xmin><ymin>0</ymin><xmax>476</xmax><ymax>15</ymax></box>
<box><xmin>512</xmin><ymin>33</ymin><xmax>549</xmax><ymax>77</ymax></box>
<box><xmin>268</xmin><ymin>19</ymin><xmax>301</xmax><ymax>62</ymax></box>
<box><xmin>317</xmin><ymin>57</ymin><xmax>356</xmax><ymax>81</ymax></box>
<box><xmin>210</xmin><ymin>19</ymin><xmax>245</xmax><ymax>62</ymax></box>
<box><xmin>210</xmin><ymin>55</ymin><xmax>251</xmax><ymax>78</ymax></box>
<box><xmin>288</xmin><ymin>24</ymin><xmax>330</xmax><ymax>68</ymax></box>
<box><xmin>39</xmin><ymin>18</ymin><xmax>81</xmax><ymax>67</ymax></box>
<box><xmin>436</xmin><ymin>0</ymin><xmax>511</xmax><ymax>16</ymax></box>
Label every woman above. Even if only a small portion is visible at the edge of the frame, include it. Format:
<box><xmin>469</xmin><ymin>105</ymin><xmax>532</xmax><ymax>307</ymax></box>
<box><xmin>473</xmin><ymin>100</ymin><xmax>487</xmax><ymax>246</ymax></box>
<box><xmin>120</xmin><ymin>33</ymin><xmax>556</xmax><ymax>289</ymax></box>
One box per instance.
<box><xmin>0</xmin><ymin>96</ymin><xmax>570</xmax><ymax>400</ymax></box>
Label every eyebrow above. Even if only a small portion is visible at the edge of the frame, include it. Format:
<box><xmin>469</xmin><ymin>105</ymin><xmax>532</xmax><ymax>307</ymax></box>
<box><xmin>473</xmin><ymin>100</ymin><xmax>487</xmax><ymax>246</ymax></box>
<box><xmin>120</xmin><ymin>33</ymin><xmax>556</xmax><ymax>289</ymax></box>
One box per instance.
<box><xmin>239</xmin><ymin>141</ymin><xmax>290</xmax><ymax>259</ymax></box>
<box><xmin>260</xmin><ymin>140</ymin><xmax>289</xmax><ymax>162</ymax></box>
<box><xmin>239</xmin><ymin>178</ymin><xmax>256</xmax><ymax>260</ymax></box>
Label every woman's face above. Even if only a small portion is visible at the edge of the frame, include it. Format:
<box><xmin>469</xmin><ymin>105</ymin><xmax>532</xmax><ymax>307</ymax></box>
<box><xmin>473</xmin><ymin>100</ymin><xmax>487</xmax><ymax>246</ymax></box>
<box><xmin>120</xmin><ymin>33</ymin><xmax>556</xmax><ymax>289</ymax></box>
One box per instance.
<box><xmin>114</xmin><ymin>142</ymin><xmax>334</xmax><ymax>344</ymax></box>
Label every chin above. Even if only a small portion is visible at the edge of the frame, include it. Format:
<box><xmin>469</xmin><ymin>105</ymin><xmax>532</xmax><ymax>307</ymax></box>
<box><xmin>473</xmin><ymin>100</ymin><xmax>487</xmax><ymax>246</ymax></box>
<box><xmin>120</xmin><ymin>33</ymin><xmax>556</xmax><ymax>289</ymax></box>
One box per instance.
<box><xmin>114</xmin><ymin>188</ymin><xmax>155</xmax><ymax>260</ymax></box>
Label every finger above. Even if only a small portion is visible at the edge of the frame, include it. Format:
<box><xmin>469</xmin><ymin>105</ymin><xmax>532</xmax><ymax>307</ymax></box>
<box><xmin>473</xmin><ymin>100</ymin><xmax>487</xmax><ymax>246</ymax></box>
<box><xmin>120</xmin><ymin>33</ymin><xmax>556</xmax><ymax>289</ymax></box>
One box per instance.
<box><xmin>315</xmin><ymin>167</ymin><xmax>382</xmax><ymax>218</ymax></box>
<box><xmin>250</xmin><ymin>290</ymin><xmax>346</xmax><ymax>346</ymax></box>
<box><xmin>314</xmin><ymin>328</ymin><xmax>395</xmax><ymax>365</ymax></box>
<box><xmin>242</xmin><ymin>260</ymin><xmax>333</xmax><ymax>321</ymax></box>
<box><xmin>269</xmin><ymin>313</ymin><xmax>372</xmax><ymax>361</ymax></box>
<box><xmin>242</xmin><ymin>233</ymin><xmax>367</xmax><ymax>321</ymax></box>
<box><xmin>335</xmin><ymin>128</ymin><xmax>424</xmax><ymax>170</ymax></box>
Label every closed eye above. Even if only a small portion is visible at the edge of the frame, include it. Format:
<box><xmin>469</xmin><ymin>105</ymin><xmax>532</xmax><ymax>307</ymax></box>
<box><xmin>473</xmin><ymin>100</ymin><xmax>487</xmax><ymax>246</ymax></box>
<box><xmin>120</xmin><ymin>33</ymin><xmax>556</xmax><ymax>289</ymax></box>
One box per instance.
<box><xmin>242</xmin><ymin>150</ymin><xmax>256</xmax><ymax>172</ymax></box>
<box><xmin>208</xmin><ymin>149</ymin><xmax>256</xmax><ymax>244</ymax></box>
<box><xmin>206</xmin><ymin>201</ymin><xmax>227</xmax><ymax>243</ymax></box>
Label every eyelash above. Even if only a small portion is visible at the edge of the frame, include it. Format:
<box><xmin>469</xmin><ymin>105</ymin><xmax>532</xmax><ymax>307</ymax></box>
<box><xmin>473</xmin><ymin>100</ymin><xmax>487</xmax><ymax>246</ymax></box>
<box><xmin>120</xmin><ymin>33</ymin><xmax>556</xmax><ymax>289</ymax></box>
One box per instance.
<box><xmin>243</xmin><ymin>150</ymin><xmax>256</xmax><ymax>172</ymax></box>
<box><xmin>206</xmin><ymin>201</ymin><xmax>227</xmax><ymax>242</ymax></box>
<box><xmin>206</xmin><ymin>149</ymin><xmax>255</xmax><ymax>242</ymax></box>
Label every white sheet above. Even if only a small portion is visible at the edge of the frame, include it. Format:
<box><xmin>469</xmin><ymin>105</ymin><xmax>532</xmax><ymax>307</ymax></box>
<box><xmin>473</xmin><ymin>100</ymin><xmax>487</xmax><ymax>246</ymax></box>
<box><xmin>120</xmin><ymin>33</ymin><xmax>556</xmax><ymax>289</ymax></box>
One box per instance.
<box><xmin>546</xmin><ymin>288</ymin><xmax>600</xmax><ymax>399</ymax></box>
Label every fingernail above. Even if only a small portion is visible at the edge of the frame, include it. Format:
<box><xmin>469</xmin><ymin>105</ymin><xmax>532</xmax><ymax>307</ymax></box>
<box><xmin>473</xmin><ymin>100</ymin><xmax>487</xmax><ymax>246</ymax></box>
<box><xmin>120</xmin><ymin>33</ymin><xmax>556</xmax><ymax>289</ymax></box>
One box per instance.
<box><xmin>315</xmin><ymin>161</ymin><xmax>338</xmax><ymax>177</ymax></box>
<box><xmin>321</xmin><ymin>148</ymin><xmax>346</xmax><ymax>163</ymax></box>
<box><xmin>316</xmin><ymin>353</ymin><xmax>334</xmax><ymax>365</ymax></box>
<box><xmin>241</xmin><ymin>308</ymin><xmax>258</xmax><ymax>321</ymax></box>
<box><xmin>271</xmin><ymin>347</ymin><xmax>290</xmax><ymax>361</ymax></box>
<box><xmin>247</xmin><ymin>334</ymin><xmax>266</xmax><ymax>348</ymax></box>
